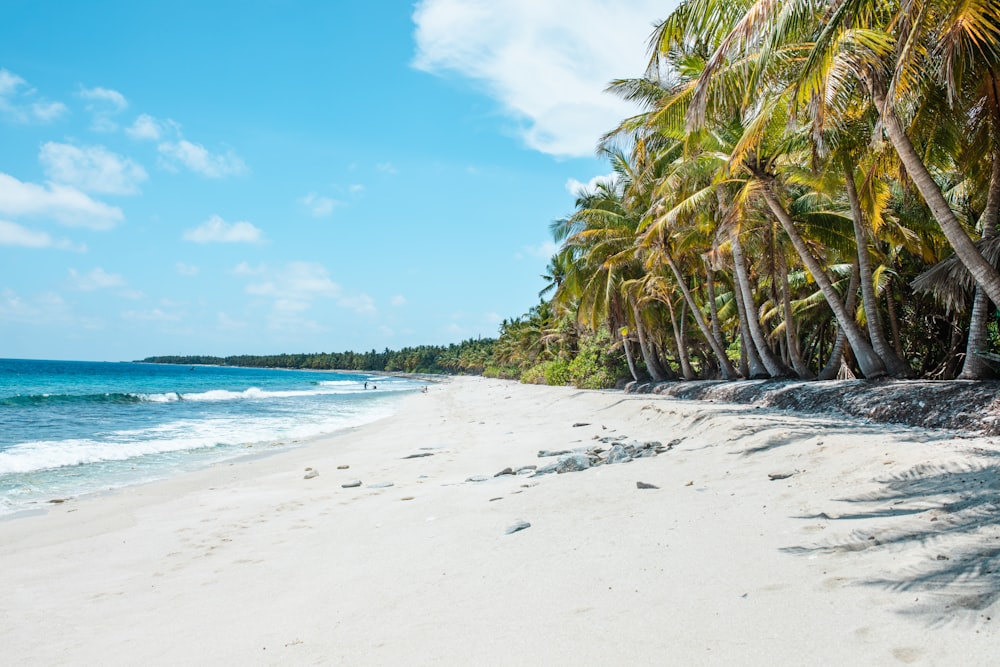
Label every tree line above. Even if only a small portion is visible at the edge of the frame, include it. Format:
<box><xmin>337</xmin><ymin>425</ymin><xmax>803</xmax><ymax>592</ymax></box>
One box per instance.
<box><xmin>490</xmin><ymin>0</ymin><xmax>1000</xmax><ymax>388</ymax></box>
<box><xmin>141</xmin><ymin>338</ymin><xmax>495</xmax><ymax>375</ymax></box>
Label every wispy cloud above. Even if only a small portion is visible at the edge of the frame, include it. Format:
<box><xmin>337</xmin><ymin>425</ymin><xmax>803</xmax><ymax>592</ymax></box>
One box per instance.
<box><xmin>241</xmin><ymin>261</ymin><xmax>377</xmax><ymax>322</ymax></box>
<box><xmin>67</xmin><ymin>267</ymin><xmax>126</xmax><ymax>291</ymax></box>
<box><xmin>125</xmin><ymin>113</ymin><xmax>170</xmax><ymax>141</ymax></box>
<box><xmin>39</xmin><ymin>142</ymin><xmax>147</xmax><ymax>195</ymax></box>
<box><xmin>0</xmin><ymin>68</ymin><xmax>68</xmax><ymax>123</ymax></box>
<box><xmin>0</xmin><ymin>220</ymin><xmax>83</xmax><ymax>251</ymax></box>
<box><xmin>566</xmin><ymin>172</ymin><xmax>616</xmax><ymax>196</ymax></box>
<box><xmin>175</xmin><ymin>262</ymin><xmax>199</xmax><ymax>276</ymax></box>
<box><xmin>159</xmin><ymin>139</ymin><xmax>247</xmax><ymax>178</ymax></box>
<box><xmin>299</xmin><ymin>192</ymin><xmax>339</xmax><ymax>217</ymax></box>
<box><xmin>78</xmin><ymin>85</ymin><xmax>127</xmax><ymax>131</ymax></box>
<box><xmin>376</xmin><ymin>162</ymin><xmax>398</xmax><ymax>174</ymax></box>
<box><xmin>390</xmin><ymin>294</ymin><xmax>406</xmax><ymax>306</ymax></box>
<box><xmin>126</xmin><ymin>113</ymin><xmax>246</xmax><ymax>178</ymax></box>
<box><xmin>183</xmin><ymin>215</ymin><xmax>263</xmax><ymax>244</ymax></box>
<box><xmin>0</xmin><ymin>172</ymin><xmax>123</xmax><ymax>230</ymax></box>
<box><xmin>412</xmin><ymin>0</ymin><xmax>662</xmax><ymax>157</ymax></box>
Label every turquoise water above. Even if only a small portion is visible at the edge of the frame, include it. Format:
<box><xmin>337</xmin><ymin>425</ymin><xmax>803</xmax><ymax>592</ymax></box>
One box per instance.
<box><xmin>0</xmin><ymin>359</ymin><xmax>421</xmax><ymax>514</ymax></box>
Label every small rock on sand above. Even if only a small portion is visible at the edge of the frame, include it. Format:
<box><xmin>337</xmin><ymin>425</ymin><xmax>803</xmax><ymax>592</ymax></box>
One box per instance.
<box><xmin>494</xmin><ymin>467</ymin><xmax>514</xmax><ymax>477</ymax></box>
<box><xmin>768</xmin><ymin>472</ymin><xmax>794</xmax><ymax>481</ymax></box>
<box><xmin>341</xmin><ymin>480</ymin><xmax>362</xmax><ymax>488</ymax></box>
<box><xmin>636</xmin><ymin>481</ymin><xmax>659</xmax><ymax>490</ymax></box>
<box><xmin>555</xmin><ymin>453</ymin><xmax>591</xmax><ymax>473</ymax></box>
<box><xmin>572</xmin><ymin>422</ymin><xmax>591</xmax><ymax>427</ymax></box>
<box><xmin>304</xmin><ymin>470</ymin><xmax>319</xmax><ymax>480</ymax></box>
<box><xmin>466</xmin><ymin>475</ymin><xmax>489</xmax><ymax>483</ymax></box>
<box><xmin>402</xmin><ymin>452</ymin><xmax>434</xmax><ymax>459</ymax></box>
<box><xmin>538</xmin><ymin>449</ymin><xmax>572</xmax><ymax>458</ymax></box>
<box><xmin>367</xmin><ymin>482</ymin><xmax>394</xmax><ymax>489</ymax></box>
<box><xmin>505</xmin><ymin>520</ymin><xmax>531</xmax><ymax>535</ymax></box>
<box><xmin>337</xmin><ymin>464</ymin><xmax>350</xmax><ymax>470</ymax></box>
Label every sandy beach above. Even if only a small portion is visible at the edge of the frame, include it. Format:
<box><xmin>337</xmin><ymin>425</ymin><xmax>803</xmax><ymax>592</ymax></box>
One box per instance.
<box><xmin>2</xmin><ymin>377</ymin><xmax>999</xmax><ymax>665</ymax></box>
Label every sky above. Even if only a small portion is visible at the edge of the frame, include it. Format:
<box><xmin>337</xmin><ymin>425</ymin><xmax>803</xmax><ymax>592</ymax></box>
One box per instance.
<box><xmin>0</xmin><ymin>0</ymin><xmax>672</xmax><ymax>361</ymax></box>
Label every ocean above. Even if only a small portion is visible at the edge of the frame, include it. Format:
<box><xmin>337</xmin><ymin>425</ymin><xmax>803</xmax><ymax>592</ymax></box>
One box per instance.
<box><xmin>0</xmin><ymin>359</ymin><xmax>422</xmax><ymax>516</ymax></box>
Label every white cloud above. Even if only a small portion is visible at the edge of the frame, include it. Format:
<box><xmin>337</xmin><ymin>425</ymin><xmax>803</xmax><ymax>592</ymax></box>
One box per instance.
<box><xmin>566</xmin><ymin>172</ymin><xmax>616</xmax><ymax>196</ymax></box>
<box><xmin>376</xmin><ymin>162</ymin><xmax>398</xmax><ymax>174</ymax></box>
<box><xmin>126</xmin><ymin>113</ymin><xmax>168</xmax><ymax>141</ymax></box>
<box><xmin>175</xmin><ymin>262</ymin><xmax>199</xmax><ymax>276</ymax></box>
<box><xmin>39</xmin><ymin>142</ymin><xmax>147</xmax><ymax>195</ymax></box>
<box><xmin>390</xmin><ymin>294</ymin><xmax>406</xmax><ymax>306</ymax></box>
<box><xmin>0</xmin><ymin>68</ymin><xmax>68</xmax><ymax>123</ymax></box>
<box><xmin>412</xmin><ymin>0</ymin><xmax>666</xmax><ymax>157</ymax></box>
<box><xmin>241</xmin><ymin>261</ymin><xmax>377</xmax><ymax>320</ymax></box>
<box><xmin>338</xmin><ymin>293</ymin><xmax>376</xmax><ymax>314</ymax></box>
<box><xmin>183</xmin><ymin>215</ymin><xmax>263</xmax><ymax>244</ymax></box>
<box><xmin>299</xmin><ymin>192</ymin><xmax>338</xmax><ymax>217</ymax></box>
<box><xmin>158</xmin><ymin>139</ymin><xmax>247</xmax><ymax>178</ymax></box>
<box><xmin>349</xmin><ymin>184</ymin><xmax>365</xmax><ymax>194</ymax></box>
<box><xmin>520</xmin><ymin>240</ymin><xmax>558</xmax><ymax>260</ymax></box>
<box><xmin>121</xmin><ymin>308</ymin><xmax>180</xmax><ymax>322</ymax></box>
<box><xmin>0</xmin><ymin>172</ymin><xmax>123</xmax><ymax>229</ymax></box>
<box><xmin>78</xmin><ymin>85</ymin><xmax>128</xmax><ymax>131</ymax></box>
<box><xmin>0</xmin><ymin>220</ymin><xmax>83</xmax><ymax>251</ymax></box>
<box><xmin>68</xmin><ymin>267</ymin><xmax>126</xmax><ymax>291</ymax></box>
<box><xmin>232</xmin><ymin>261</ymin><xmax>266</xmax><ymax>276</ymax></box>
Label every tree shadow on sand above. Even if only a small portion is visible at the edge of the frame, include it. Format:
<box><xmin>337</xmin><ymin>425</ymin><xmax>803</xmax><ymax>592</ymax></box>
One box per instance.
<box><xmin>783</xmin><ymin>456</ymin><xmax>1000</xmax><ymax>625</ymax></box>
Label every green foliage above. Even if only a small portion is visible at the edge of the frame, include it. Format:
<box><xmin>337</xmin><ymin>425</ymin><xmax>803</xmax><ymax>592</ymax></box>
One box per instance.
<box><xmin>568</xmin><ymin>328</ymin><xmax>626</xmax><ymax>389</ymax></box>
<box><xmin>520</xmin><ymin>363</ymin><xmax>548</xmax><ymax>384</ymax></box>
<box><xmin>543</xmin><ymin>359</ymin><xmax>571</xmax><ymax>385</ymax></box>
<box><xmin>142</xmin><ymin>338</ymin><xmax>495</xmax><ymax>375</ymax></box>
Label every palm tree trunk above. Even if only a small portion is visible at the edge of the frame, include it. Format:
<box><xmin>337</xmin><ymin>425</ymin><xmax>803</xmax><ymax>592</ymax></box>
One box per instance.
<box><xmin>664</xmin><ymin>251</ymin><xmax>739</xmax><ymax>379</ymax></box>
<box><xmin>871</xmin><ymin>80</ymin><xmax>1000</xmax><ymax>306</ymax></box>
<box><xmin>621</xmin><ymin>336</ymin><xmax>641</xmax><ymax>382</ymax></box>
<box><xmin>632</xmin><ymin>302</ymin><xmax>669</xmax><ymax>382</ymax></box>
<box><xmin>885</xmin><ymin>276</ymin><xmax>905</xmax><ymax>358</ymax></box>
<box><xmin>758</xmin><ymin>181</ymin><xmax>887</xmax><ymax>379</ymax></box>
<box><xmin>842</xmin><ymin>157</ymin><xmax>913</xmax><ymax>377</ymax></box>
<box><xmin>666</xmin><ymin>297</ymin><xmax>695</xmax><ymax>380</ymax></box>
<box><xmin>730</xmin><ymin>256</ymin><xmax>765</xmax><ymax>378</ymax></box>
<box><xmin>704</xmin><ymin>260</ymin><xmax>727</xmax><ymax>351</ymax></box>
<box><xmin>959</xmin><ymin>145</ymin><xmax>1000</xmax><ymax>379</ymax></box>
<box><xmin>777</xmin><ymin>248</ymin><xmax>814</xmax><ymax>379</ymax></box>
<box><xmin>818</xmin><ymin>260</ymin><xmax>861</xmax><ymax>380</ymax></box>
<box><xmin>729</xmin><ymin>224</ymin><xmax>792</xmax><ymax>377</ymax></box>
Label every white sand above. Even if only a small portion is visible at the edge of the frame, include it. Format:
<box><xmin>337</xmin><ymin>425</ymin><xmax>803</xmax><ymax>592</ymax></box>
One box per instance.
<box><xmin>2</xmin><ymin>377</ymin><xmax>998</xmax><ymax>665</ymax></box>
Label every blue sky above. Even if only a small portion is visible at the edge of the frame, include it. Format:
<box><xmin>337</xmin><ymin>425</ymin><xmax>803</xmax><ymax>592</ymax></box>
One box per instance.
<box><xmin>1</xmin><ymin>0</ymin><xmax>669</xmax><ymax>361</ymax></box>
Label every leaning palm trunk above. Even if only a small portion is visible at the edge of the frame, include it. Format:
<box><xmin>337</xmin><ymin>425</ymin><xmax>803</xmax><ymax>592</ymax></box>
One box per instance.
<box><xmin>842</xmin><ymin>158</ymin><xmax>913</xmax><ymax>377</ymax></box>
<box><xmin>632</xmin><ymin>302</ymin><xmax>670</xmax><ymax>382</ymax></box>
<box><xmin>758</xmin><ymin>181</ymin><xmax>887</xmax><ymax>379</ymax></box>
<box><xmin>777</xmin><ymin>249</ymin><xmax>814</xmax><ymax>379</ymax></box>
<box><xmin>666</xmin><ymin>297</ymin><xmax>696</xmax><ymax>380</ymax></box>
<box><xmin>621</xmin><ymin>334</ymin><xmax>641</xmax><ymax>382</ymax></box>
<box><xmin>664</xmin><ymin>251</ymin><xmax>739</xmax><ymax>379</ymax></box>
<box><xmin>871</xmin><ymin>80</ymin><xmax>1000</xmax><ymax>307</ymax></box>
<box><xmin>704</xmin><ymin>261</ymin><xmax>727</xmax><ymax>352</ymax></box>
<box><xmin>728</xmin><ymin>225</ymin><xmax>791</xmax><ymax>378</ymax></box>
<box><xmin>959</xmin><ymin>146</ymin><xmax>1000</xmax><ymax>379</ymax></box>
<box><xmin>819</xmin><ymin>260</ymin><xmax>861</xmax><ymax>380</ymax></box>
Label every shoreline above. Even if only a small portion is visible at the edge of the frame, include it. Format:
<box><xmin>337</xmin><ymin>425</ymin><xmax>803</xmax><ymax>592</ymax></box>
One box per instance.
<box><xmin>2</xmin><ymin>377</ymin><xmax>998</xmax><ymax>664</ymax></box>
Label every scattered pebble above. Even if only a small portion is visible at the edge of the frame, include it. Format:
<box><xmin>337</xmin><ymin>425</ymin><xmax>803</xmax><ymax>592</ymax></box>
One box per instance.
<box><xmin>538</xmin><ymin>449</ymin><xmax>572</xmax><ymax>458</ymax></box>
<box><xmin>304</xmin><ymin>470</ymin><xmax>319</xmax><ymax>480</ymax></box>
<box><xmin>401</xmin><ymin>496</ymin><xmax>415</xmax><ymax>501</ymax></box>
<box><xmin>341</xmin><ymin>480</ymin><xmax>362</xmax><ymax>488</ymax></box>
<box><xmin>367</xmin><ymin>482</ymin><xmax>394</xmax><ymax>489</ymax></box>
<box><xmin>48</xmin><ymin>498</ymin><xmax>66</xmax><ymax>504</ymax></box>
<box><xmin>466</xmin><ymin>476</ymin><xmax>489</xmax><ymax>483</ymax></box>
<box><xmin>337</xmin><ymin>464</ymin><xmax>350</xmax><ymax>470</ymax></box>
<box><xmin>685</xmin><ymin>481</ymin><xmax>694</xmax><ymax>487</ymax></box>
<box><xmin>494</xmin><ymin>467</ymin><xmax>514</xmax><ymax>477</ymax></box>
<box><xmin>402</xmin><ymin>453</ymin><xmax>434</xmax><ymax>459</ymax></box>
<box><xmin>505</xmin><ymin>520</ymin><xmax>531</xmax><ymax>535</ymax></box>
<box><xmin>636</xmin><ymin>481</ymin><xmax>659</xmax><ymax>490</ymax></box>
<box><xmin>768</xmin><ymin>472</ymin><xmax>794</xmax><ymax>481</ymax></box>
<box><xmin>572</xmin><ymin>422</ymin><xmax>591</xmax><ymax>428</ymax></box>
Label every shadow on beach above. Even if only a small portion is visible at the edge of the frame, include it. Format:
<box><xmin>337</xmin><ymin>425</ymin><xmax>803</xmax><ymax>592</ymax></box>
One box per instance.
<box><xmin>782</xmin><ymin>451</ymin><xmax>1000</xmax><ymax>625</ymax></box>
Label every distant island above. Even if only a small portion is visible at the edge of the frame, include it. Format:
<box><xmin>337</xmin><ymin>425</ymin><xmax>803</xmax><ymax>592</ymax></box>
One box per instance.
<box><xmin>140</xmin><ymin>338</ymin><xmax>496</xmax><ymax>376</ymax></box>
